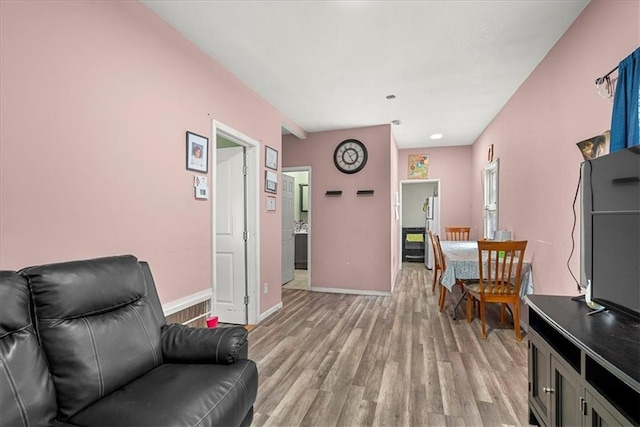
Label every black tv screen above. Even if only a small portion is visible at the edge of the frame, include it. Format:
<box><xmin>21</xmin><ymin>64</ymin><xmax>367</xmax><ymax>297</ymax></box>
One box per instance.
<box><xmin>582</xmin><ymin>145</ymin><xmax>640</xmax><ymax>319</ymax></box>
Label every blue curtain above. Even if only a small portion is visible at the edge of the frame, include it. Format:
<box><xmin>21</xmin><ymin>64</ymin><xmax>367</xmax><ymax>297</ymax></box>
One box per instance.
<box><xmin>610</xmin><ymin>47</ymin><xmax>640</xmax><ymax>153</ymax></box>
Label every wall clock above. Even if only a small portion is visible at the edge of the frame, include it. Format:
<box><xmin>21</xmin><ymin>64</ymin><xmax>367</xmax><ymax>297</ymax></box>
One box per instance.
<box><xmin>333</xmin><ymin>139</ymin><xmax>368</xmax><ymax>174</ymax></box>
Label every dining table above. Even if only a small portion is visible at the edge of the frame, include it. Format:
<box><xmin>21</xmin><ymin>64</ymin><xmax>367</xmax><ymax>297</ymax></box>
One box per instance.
<box><xmin>439</xmin><ymin>240</ymin><xmax>534</xmax><ymax>319</ymax></box>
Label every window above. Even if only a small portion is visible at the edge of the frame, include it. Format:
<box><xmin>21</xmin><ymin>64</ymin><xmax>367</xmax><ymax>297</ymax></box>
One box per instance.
<box><xmin>483</xmin><ymin>159</ymin><xmax>499</xmax><ymax>239</ymax></box>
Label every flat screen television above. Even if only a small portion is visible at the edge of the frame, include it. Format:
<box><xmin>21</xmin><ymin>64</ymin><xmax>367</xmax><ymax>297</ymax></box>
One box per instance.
<box><xmin>581</xmin><ymin>145</ymin><xmax>640</xmax><ymax>319</ymax></box>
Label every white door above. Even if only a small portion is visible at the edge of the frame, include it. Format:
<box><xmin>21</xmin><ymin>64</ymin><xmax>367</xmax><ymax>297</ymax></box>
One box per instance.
<box><xmin>216</xmin><ymin>146</ymin><xmax>246</xmax><ymax>324</ymax></box>
<box><xmin>282</xmin><ymin>174</ymin><xmax>295</xmax><ymax>284</ymax></box>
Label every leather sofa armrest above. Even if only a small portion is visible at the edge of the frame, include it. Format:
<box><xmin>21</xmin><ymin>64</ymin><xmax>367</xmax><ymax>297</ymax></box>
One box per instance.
<box><xmin>161</xmin><ymin>324</ymin><xmax>249</xmax><ymax>365</ymax></box>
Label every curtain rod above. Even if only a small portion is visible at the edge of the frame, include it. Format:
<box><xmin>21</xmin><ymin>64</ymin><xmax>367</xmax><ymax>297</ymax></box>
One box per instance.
<box><xmin>595</xmin><ymin>65</ymin><xmax>619</xmax><ymax>84</ymax></box>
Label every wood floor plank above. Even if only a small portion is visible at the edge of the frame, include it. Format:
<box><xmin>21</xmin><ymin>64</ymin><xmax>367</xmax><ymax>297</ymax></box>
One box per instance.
<box><xmin>306</xmin><ymin>350</ymin><xmax>339</xmax><ymax>390</ymax></box>
<box><xmin>299</xmin><ymin>390</ymin><xmax>331</xmax><ymax>427</ymax></box>
<box><xmin>249</xmin><ymin>263</ymin><xmax>529</xmax><ymax>426</ymax></box>
<box><xmin>372</xmin><ymin>360</ymin><xmax>401</xmax><ymax>427</ymax></box>
<box><xmin>335</xmin><ymin>385</ymin><xmax>366</xmax><ymax>427</ymax></box>
<box><xmin>460</xmin><ymin>352</ymin><xmax>492</xmax><ymax>403</ymax></box>
<box><xmin>449</xmin><ymin>351</ymin><xmax>484</xmax><ymax>426</ymax></box>
<box><xmin>437</xmin><ymin>359</ymin><xmax>462</xmax><ymax>417</ymax></box>
<box><xmin>423</xmin><ymin>336</ymin><xmax>445</xmax><ymax>415</ymax></box>
<box><xmin>263</xmin><ymin>369</ymin><xmax>319</xmax><ymax>426</ymax></box>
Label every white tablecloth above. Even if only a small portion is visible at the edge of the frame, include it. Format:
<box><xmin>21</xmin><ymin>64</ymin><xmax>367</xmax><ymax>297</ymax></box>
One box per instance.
<box><xmin>439</xmin><ymin>241</ymin><xmax>534</xmax><ymax>297</ymax></box>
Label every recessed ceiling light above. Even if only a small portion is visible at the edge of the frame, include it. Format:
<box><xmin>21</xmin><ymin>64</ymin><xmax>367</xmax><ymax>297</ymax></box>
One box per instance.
<box><xmin>386</xmin><ymin>94</ymin><xmax>396</xmax><ymax>100</ymax></box>
<box><xmin>430</xmin><ymin>133</ymin><xmax>443</xmax><ymax>140</ymax></box>
<box><xmin>392</xmin><ymin>120</ymin><xmax>401</xmax><ymax>125</ymax></box>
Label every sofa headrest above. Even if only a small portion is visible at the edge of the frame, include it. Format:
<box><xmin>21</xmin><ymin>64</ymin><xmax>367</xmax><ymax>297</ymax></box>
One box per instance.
<box><xmin>0</xmin><ymin>271</ymin><xmax>30</xmax><ymax>335</ymax></box>
<box><xmin>20</xmin><ymin>255</ymin><xmax>146</xmax><ymax>319</ymax></box>
<box><xmin>0</xmin><ymin>271</ymin><xmax>60</xmax><ymax>427</ymax></box>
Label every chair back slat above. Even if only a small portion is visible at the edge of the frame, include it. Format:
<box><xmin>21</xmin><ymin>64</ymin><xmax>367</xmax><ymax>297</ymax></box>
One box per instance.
<box><xmin>477</xmin><ymin>240</ymin><xmax>527</xmax><ymax>296</ymax></box>
<box><xmin>428</xmin><ymin>231</ymin><xmax>443</xmax><ymax>269</ymax></box>
<box><xmin>445</xmin><ymin>226</ymin><xmax>470</xmax><ymax>241</ymax></box>
<box><xmin>434</xmin><ymin>234</ymin><xmax>446</xmax><ymax>270</ymax></box>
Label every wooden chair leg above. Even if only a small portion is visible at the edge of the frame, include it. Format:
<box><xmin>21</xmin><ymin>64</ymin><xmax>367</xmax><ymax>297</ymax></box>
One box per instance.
<box><xmin>431</xmin><ymin>268</ymin><xmax>438</xmax><ymax>293</ymax></box>
<box><xmin>438</xmin><ymin>285</ymin><xmax>447</xmax><ymax>312</ymax></box>
<box><xmin>480</xmin><ymin>301</ymin><xmax>487</xmax><ymax>339</ymax></box>
<box><xmin>513</xmin><ymin>303</ymin><xmax>522</xmax><ymax>342</ymax></box>
<box><xmin>466</xmin><ymin>292</ymin><xmax>473</xmax><ymax>323</ymax></box>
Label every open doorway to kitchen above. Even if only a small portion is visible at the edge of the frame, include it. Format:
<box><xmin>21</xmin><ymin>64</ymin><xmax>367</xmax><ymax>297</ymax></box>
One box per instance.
<box><xmin>399</xmin><ymin>179</ymin><xmax>441</xmax><ymax>269</ymax></box>
<box><xmin>282</xmin><ymin>167</ymin><xmax>311</xmax><ymax>290</ymax></box>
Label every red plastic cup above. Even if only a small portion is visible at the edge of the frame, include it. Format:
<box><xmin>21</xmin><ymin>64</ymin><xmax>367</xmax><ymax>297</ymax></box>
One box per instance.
<box><xmin>206</xmin><ymin>316</ymin><xmax>218</xmax><ymax>328</ymax></box>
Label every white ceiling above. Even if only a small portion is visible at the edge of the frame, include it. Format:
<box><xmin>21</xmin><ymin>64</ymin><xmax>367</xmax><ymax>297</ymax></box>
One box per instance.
<box><xmin>142</xmin><ymin>1</ymin><xmax>589</xmax><ymax>149</ymax></box>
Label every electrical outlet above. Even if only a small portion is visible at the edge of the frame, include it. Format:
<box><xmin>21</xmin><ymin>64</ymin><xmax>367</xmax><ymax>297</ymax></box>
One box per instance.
<box><xmin>263</xmin><ymin>282</ymin><xmax>268</xmax><ymax>294</ymax></box>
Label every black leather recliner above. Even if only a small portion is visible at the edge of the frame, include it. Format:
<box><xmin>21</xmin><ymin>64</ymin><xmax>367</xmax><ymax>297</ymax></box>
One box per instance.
<box><xmin>0</xmin><ymin>255</ymin><xmax>258</xmax><ymax>427</ymax></box>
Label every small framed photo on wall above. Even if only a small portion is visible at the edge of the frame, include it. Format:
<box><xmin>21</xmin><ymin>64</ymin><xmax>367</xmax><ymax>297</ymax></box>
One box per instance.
<box><xmin>265</xmin><ymin>170</ymin><xmax>277</xmax><ymax>194</ymax></box>
<box><xmin>265</xmin><ymin>146</ymin><xmax>278</xmax><ymax>170</ymax></box>
<box><xmin>186</xmin><ymin>131</ymin><xmax>209</xmax><ymax>173</ymax></box>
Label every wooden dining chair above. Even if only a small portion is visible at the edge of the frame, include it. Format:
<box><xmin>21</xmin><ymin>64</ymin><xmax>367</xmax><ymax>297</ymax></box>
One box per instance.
<box><xmin>445</xmin><ymin>226</ymin><xmax>470</xmax><ymax>241</ymax></box>
<box><xmin>427</xmin><ymin>230</ymin><xmax>443</xmax><ymax>293</ymax></box>
<box><xmin>434</xmin><ymin>234</ymin><xmax>463</xmax><ymax>312</ymax></box>
<box><xmin>463</xmin><ymin>240</ymin><xmax>528</xmax><ymax>341</ymax></box>
<box><xmin>434</xmin><ymin>234</ymin><xmax>448</xmax><ymax>312</ymax></box>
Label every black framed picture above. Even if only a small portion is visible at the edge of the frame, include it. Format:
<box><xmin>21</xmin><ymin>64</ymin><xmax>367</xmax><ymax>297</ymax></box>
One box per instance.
<box><xmin>265</xmin><ymin>170</ymin><xmax>277</xmax><ymax>194</ymax></box>
<box><xmin>186</xmin><ymin>131</ymin><xmax>209</xmax><ymax>173</ymax></box>
<box><xmin>265</xmin><ymin>146</ymin><xmax>278</xmax><ymax>170</ymax></box>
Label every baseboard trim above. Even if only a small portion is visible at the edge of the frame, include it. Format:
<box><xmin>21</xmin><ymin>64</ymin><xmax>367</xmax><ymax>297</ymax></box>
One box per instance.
<box><xmin>310</xmin><ymin>286</ymin><xmax>392</xmax><ymax>297</ymax></box>
<box><xmin>259</xmin><ymin>302</ymin><xmax>283</xmax><ymax>322</ymax></box>
<box><xmin>162</xmin><ymin>290</ymin><xmax>213</xmax><ymax>316</ymax></box>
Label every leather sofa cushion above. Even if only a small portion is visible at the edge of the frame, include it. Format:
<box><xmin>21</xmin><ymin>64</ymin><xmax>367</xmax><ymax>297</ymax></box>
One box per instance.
<box><xmin>21</xmin><ymin>255</ymin><xmax>163</xmax><ymax>420</ymax></box>
<box><xmin>22</xmin><ymin>255</ymin><xmax>146</xmax><ymax>319</ymax></box>
<box><xmin>68</xmin><ymin>360</ymin><xmax>259</xmax><ymax>427</ymax></box>
<box><xmin>0</xmin><ymin>271</ymin><xmax>59</xmax><ymax>427</ymax></box>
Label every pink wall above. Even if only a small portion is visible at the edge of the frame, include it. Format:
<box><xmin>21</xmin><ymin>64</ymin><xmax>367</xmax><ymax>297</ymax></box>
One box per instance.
<box><xmin>398</xmin><ymin>146</ymin><xmax>475</xmax><ymax>237</ymax></box>
<box><xmin>283</xmin><ymin>126</ymin><xmax>392</xmax><ymax>292</ymax></box>
<box><xmin>470</xmin><ymin>0</ymin><xmax>640</xmax><ymax>295</ymax></box>
<box><xmin>0</xmin><ymin>1</ymin><xmax>291</xmax><ymax>313</ymax></box>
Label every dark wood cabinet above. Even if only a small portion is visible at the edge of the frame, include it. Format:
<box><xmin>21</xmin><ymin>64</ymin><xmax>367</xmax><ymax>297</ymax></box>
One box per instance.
<box><xmin>295</xmin><ymin>233</ymin><xmax>307</xmax><ymax>270</ymax></box>
<box><xmin>526</xmin><ymin>295</ymin><xmax>639</xmax><ymax>426</ymax></box>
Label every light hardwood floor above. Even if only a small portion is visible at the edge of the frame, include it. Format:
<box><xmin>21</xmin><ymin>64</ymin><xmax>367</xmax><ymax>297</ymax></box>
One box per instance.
<box><xmin>283</xmin><ymin>269</ymin><xmax>308</xmax><ymax>290</ymax></box>
<box><xmin>249</xmin><ymin>262</ymin><xmax>529</xmax><ymax>426</ymax></box>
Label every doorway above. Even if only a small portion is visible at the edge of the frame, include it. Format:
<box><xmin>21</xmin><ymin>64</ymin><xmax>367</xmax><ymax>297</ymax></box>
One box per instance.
<box><xmin>212</xmin><ymin>121</ymin><xmax>259</xmax><ymax>325</ymax></box>
<box><xmin>399</xmin><ymin>179</ymin><xmax>441</xmax><ymax>269</ymax></box>
<box><xmin>282</xmin><ymin>167</ymin><xmax>311</xmax><ymax>291</ymax></box>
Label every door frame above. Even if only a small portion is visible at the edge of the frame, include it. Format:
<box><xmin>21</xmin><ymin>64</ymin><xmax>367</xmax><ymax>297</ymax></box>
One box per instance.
<box><xmin>399</xmin><ymin>179</ymin><xmax>441</xmax><ymax>266</ymax></box>
<box><xmin>211</xmin><ymin>120</ymin><xmax>260</xmax><ymax>325</ymax></box>
<box><xmin>282</xmin><ymin>166</ymin><xmax>312</xmax><ymax>290</ymax></box>
<box><xmin>281</xmin><ymin>173</ymin><xmax>295</xmax><ymax>285</ymax></box>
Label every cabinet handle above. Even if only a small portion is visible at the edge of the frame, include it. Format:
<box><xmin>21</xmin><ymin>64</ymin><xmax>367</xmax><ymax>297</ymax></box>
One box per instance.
<box><xmin>543</xmin><ymin>387</ymin><xmax>554</xmax><ymax>394</ymax></box>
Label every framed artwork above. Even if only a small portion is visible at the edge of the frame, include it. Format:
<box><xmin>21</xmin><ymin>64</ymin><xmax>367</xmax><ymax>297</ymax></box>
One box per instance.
<box><xmin>266</xmin><ymin>196</ymin><xmax>276</xmax><ymax>211</ymax></box>
<box><xmin>186</xmin><ymin>131</ymin><xmax>209</xmax><ymax>173</ymax></box>
<box><xmin>265</xmin><ymin>170</ymin><xmax>277</xmax><ymax>194</ymax></box>
<box><xmin>265</xmin><ymin>146</ymin><xmax>278</xmax><ymax>170</ymax></box>
<box><xmin>408</xmin><ymin>154</ymin><xmax>429</xmax><ymax>179</ymax></box>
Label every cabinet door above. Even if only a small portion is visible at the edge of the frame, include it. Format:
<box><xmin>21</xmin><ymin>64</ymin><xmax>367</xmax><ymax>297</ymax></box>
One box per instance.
<box><xmin>550</xmin><ymin>354</ymin><xmax>581</xmax><ymax>426</ymax></box>
<box><xmin>529</xmin><ymin>329</ymin><xmax>551</xmax><ymax>425</ymax></box>
<box><xmin>529</xmin><ymin>331</ymin><xmax>551</xmax><ymax>426</ymax></box>
<box><xmin>294</xmin><ymin>234</ymin><xmax>308</xmax><ymax>269</ymax></box>
<box><xmin>585</xmin><ymin>390</ymin><xmax>629</xmax><ymax>426</ymax></box>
